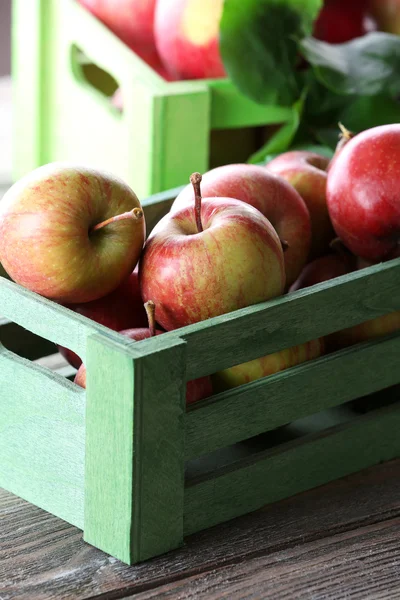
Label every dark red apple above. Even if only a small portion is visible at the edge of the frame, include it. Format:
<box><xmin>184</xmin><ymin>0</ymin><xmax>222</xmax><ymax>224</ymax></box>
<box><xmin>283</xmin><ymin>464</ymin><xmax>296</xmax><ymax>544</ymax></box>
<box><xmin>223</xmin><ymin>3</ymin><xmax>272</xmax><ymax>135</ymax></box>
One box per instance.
<box><xmin>327</xmin><ymin>124</ymin><xmax>400</xmax><ymax>261</ymax></box>
<box><xmin>314</xmin><ymin>0</ymin><xmax>376</xmax><ymax>44</ymax></box>
<box><xmin>74</xmin><ymin>301</ymin><xmax>213</xmax><ymax>404</ymax></box>
<box><xmin>59</xmin><ymin>268</ymin><xmax>147</xmax><ymax>369</ymax></box>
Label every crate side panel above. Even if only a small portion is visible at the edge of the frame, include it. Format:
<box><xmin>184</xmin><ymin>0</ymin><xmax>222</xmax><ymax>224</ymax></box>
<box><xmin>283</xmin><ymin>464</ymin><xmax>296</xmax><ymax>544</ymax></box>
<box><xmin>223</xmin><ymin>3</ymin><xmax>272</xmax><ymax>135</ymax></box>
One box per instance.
<box><xmin>0</xmin><ymin>346</ymin><xmax>85</xmax><ymax>528</ymax></box>
<box><xmin>185</xmin><ymin>332</ymin><xmax>400</xmax><ymax>459</ymax></box>
<box><xmin>184</xmin><ymin>402</ymin><xmax>400</xmax><ymax>535</ymax></box>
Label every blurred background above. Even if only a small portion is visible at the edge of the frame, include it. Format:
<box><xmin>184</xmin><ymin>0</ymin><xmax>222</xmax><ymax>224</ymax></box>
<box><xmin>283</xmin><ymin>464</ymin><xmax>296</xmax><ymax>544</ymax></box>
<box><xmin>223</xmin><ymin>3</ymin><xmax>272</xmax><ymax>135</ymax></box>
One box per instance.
<box><xmin>0</xmin><ymin>0</ymin><xmax>11</xmax><ymax>187</ymax></box>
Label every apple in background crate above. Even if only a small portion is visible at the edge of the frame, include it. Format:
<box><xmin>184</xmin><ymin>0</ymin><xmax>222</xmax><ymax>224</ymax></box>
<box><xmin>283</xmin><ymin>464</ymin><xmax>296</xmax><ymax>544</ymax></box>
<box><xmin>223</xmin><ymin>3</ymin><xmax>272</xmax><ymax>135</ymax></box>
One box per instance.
<box><xmin>154</xmin><ymin>0</ymin><xmax>226</xmax><ymax>80</ymax></box>
<box><xmin>78</xmin><ymin>0</ymin><xmax>174</xmax><ymax>80</ymax></box>
<box><xmin>369</xmin><ymin>0</ymin><xmax>400</xmax><ymax>35</ymax></box>
<box><xmin>0</xmin><ymin>163</ymin><xmax>146</xmax><ymax>303</ymax></box>
<box><xmin>140</xmin><ymin>173</ymin><xmax>286</xmax><ymax>331</ymax></box>
<box><xmin>171</xmin><ymin>164</ymin><xmax>311</xmax><ymax>287</ymax></box>
<box><xmin>313</xmin><ymin>0</ymin><xmax>377</xmax><ymax>44</ymax></box>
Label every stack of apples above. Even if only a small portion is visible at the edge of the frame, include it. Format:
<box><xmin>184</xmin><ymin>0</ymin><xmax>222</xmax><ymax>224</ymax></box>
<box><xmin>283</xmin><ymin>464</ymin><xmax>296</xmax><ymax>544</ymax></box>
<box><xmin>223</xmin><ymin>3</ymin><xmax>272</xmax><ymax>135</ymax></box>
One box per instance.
<box><xmin>1</xmin><ymin>123</ymin><xmax>400</xmax><ymax>402</ymax></box>
<box><xmin>78</xmin><ymin>0</ymin><xmax>393</xmax><ymax>85</ymax></box>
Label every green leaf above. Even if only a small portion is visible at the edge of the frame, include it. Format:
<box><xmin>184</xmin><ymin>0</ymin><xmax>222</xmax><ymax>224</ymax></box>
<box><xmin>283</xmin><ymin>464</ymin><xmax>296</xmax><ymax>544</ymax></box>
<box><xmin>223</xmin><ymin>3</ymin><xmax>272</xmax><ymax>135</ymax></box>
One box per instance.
<box><xmin>220</xmin><ymin>0</ymin><xmax>323</xmax><ymax>106</ymax></box>
<box><xmin>248</xmin><ymin>90</ymin><xmax>307</xmax><ymax>163</ymax></box>
<box><xmin>301</xmin><ymin>32</ymin><xmax>400</xmax><ymax>97</ymax></box>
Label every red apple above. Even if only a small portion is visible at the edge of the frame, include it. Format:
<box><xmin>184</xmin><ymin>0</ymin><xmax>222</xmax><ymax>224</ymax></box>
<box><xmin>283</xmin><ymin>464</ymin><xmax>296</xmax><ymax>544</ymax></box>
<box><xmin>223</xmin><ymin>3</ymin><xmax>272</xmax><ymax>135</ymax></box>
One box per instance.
<box><xmin>58</xmin><ymin>267</ymin><xmax>147</xmax><ymax>369</ymax></box>
<box><xmin>327</xmin><ymin>124</ymin><xmax>400</xmax><ymax>261</ymax></box>
<box><xmin>154</xmin><ymin>0</ymin><xmax>226</xmax><ymax>80</ymax></box>
<box><xmin>79</xmin><ymin>0</ymin><xmax>156</xmax><ymax>53</ymax></box>
<box><xmin>369</xmin><ymin>0</ymin><xmax>400</xmax><ymax>34</ymax></box>
<box><xmin>74</xmin><ymin>301</ymin><xmax>213</xmax><ymax>404</ymax></box>
<box><xmin>314</xmin><ymin>0</ymin><xmax>376</xmax><ymax>44</ymax></box>
<box><xmin>212</xmin><ymin>338</ymin><xmax>324</xmax><ymax>391</ymax></box>
<box><xmin>266</xmin><ymin>151</ymin><xmax>334</xmax><ymax>259</ymax></box>
<box><xmin>171</xmin><ymin>164</ymin><xmax>311</xmax><ymax>287</ymax></box>
<box><xmin>140</xmin><ymin>173</ymin><xmax>285</xmax><ymax>331</ymax></box>
<box><xmin>0</xmin><ymin>163</ymin><xmax>145</xmax><ymax>303</ymax></box>
<box><xmin>290</xmin><ymin>252</ymin><xmax>400</xmax><ymax>350</ymax></box>
<box><xmin>289</xmin><ymin>252</ymin><xmax>352</xmax><ymax>292</ymax></box>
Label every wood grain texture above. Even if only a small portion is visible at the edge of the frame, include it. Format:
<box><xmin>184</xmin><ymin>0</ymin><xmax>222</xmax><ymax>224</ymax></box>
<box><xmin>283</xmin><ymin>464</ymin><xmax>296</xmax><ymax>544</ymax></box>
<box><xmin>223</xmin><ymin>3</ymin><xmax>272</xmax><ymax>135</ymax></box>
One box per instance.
<box><xmin>84</xmin><ymin>333</ymin><xmax>186</xmax><ymax>564</ymax></box>
<box><xmin>0</xmin><ymin>343</ymin><xmax>85</xmax><ymax>528</ymax></box>
<box><xmin>185</xmin><ymin>332</ymin><xmax>400</xmax><ymax>459</ymax></box>
<box><xmin>1</xmin><ymin>459</ymin><xmax>400</xmax><ymax>599</ymax></box>
<box><xmin>127</xmin><ymin>518</ymin><xmax>400</xmax><ymax>599</ymax></box>
<box><xmin>184</xmin><ymin>402</ymin><xmax>400</xmax><ymax>535</ymax></box>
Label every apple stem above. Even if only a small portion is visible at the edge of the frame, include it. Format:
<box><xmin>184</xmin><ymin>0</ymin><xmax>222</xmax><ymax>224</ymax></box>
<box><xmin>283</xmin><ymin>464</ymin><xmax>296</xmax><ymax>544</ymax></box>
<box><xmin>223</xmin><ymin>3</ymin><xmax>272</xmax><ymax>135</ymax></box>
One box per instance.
<box><xmin>335</xmin><ymin>122</ymin><xmax>354</xmax><ymax>154</ymax></box>
<box><xmin>144</xmin><ymin>300</ymin><xmax>156</xmax><ymax>337</ymax></box>
<box><xmin>280</xmin><ymin>239</ymin><xmax>289</xmax><ymax>253</ymax></box>
<box><xmin>91</xmin><ymin>207</ymin><xmax>144</xmax><ymax>233</ymax></box>
<box><xmin>190</xmin><ymin>172</ymin><xmax>204</xmax><ymax>233</ymax></box>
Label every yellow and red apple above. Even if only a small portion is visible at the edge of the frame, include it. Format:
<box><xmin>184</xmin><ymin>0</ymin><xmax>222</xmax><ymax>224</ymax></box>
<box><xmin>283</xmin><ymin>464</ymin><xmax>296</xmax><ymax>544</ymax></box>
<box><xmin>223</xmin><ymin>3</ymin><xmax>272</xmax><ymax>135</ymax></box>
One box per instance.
<box><xmin>0</xmin><ymin>163</ymin><xmax>145</xmax><ymax>303</ymax></box>
<box><xmin>154</xmin><ymin>0</ymin><xmax>226</xmax><ymax>80</ymax></box>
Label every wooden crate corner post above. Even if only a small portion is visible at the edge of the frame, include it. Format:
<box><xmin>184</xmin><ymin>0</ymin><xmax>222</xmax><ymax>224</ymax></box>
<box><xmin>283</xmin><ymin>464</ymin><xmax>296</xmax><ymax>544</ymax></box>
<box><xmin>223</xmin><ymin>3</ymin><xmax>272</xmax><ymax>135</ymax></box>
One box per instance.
<box><xmin>83</xmin><ymin>332</ymin><xmax>187</xmax><ymax>564</ymax></box>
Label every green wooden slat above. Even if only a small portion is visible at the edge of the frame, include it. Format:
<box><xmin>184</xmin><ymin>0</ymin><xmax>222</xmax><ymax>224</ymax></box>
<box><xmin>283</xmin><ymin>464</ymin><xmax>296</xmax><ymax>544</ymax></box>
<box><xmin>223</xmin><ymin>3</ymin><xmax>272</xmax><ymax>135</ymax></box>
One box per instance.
<box><xmin>184</xmin><ymin>402</ymin><xmax>400</xmax><ymax>536</ymax></box>
<box><xmin>145</xmin><ymin>257</ymin><xmax>400</xmax><ymax>380</ymax></box>
<box><xmin>0</xmin><ymin>276</ymin><xmax>128</xmax><ymax>362</ymax></box>
<box><xmin>185</xmin><ymin>332</ymin><xmax>400</xmax><ymax>459</ymax></box>
<box><xmin>84</xmin><ymin>333</ymin><xmax>186</xmax><ymax>564</ymax></box>
<box><xmin>0</xmin><ymin>344</ymin><xmax>85</xmax><ymax>528</ymax></box>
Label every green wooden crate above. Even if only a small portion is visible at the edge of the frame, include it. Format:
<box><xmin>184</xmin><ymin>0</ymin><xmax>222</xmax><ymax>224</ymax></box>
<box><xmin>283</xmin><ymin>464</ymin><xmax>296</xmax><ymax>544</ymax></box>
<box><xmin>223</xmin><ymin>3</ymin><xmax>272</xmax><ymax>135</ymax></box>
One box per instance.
<box><xmin>1</xmin><ymin>186</ymin><xmax>400</xmax><ymax>565</ymax></box>
<box><xmin>12</xmin><ymin>0</ymin><xmax>291</xmax><ymax>199</ymax></box>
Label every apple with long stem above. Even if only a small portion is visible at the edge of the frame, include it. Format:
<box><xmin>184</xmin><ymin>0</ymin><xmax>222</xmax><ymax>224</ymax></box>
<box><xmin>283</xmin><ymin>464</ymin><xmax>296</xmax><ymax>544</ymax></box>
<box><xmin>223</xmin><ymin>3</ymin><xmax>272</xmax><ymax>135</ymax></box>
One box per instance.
<box><xmin>212</xmin><ymin>337</ymin><xmax>324</xmax><ymax>392</ymax></box>
<box><xmin>0</xmin><ymin>163</ymin><xmax>146</xmax><ymax>303</ymax></box>
<box><xmin>140</xmin><ymin>173</ymin><xmax>286</xmax><ymax>331</ymax></box>
<box><xmin>74</xmin><ymin>300</ymin><xmax>213</xmax><ymax>404</ymax></box>
<box><xmin>154</xmin><ymin>0</ymin><xmax>226</xmax><ymax>80</ymax></box>
<box><xmin>266</xmin><ymin>151</ymin><xmax>334</xmax><ymax>259</ymax></box>
<box><xmin>59</xmin><ymin>267</ymin><xmax>148</xmax><ymax>369</ymax></box>
<box><xmin>170</xmin><ymin>164</ymin><xmax>310</xmax><ymax>287</ymax></box>
<box><xmin>327</xmin><ymin>124</ymin><xmax>400</xmax><ymax>261</ymax></box>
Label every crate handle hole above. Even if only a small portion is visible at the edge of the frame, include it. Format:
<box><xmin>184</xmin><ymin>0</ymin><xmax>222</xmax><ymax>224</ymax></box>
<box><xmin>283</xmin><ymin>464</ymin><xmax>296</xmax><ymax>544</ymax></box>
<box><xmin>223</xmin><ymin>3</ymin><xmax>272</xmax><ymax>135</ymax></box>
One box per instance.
<box><xmin>70</xmin><ymin>45</ymin><xmax>123</xmax><ymax>114</ymax></box>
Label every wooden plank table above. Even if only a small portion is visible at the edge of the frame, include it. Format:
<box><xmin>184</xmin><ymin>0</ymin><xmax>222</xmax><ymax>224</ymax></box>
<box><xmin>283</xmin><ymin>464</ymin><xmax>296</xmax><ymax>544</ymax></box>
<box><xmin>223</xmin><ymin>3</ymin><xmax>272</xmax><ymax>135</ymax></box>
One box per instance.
<box><xmin>2</xmin><ymin>75</ymin><xmax>400</xmax><ymax>599</ymax></box>
<box><xmin>1</xmin><ymin>459</ymin><xmax>400</xmax><ymax>599</ymax></box>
